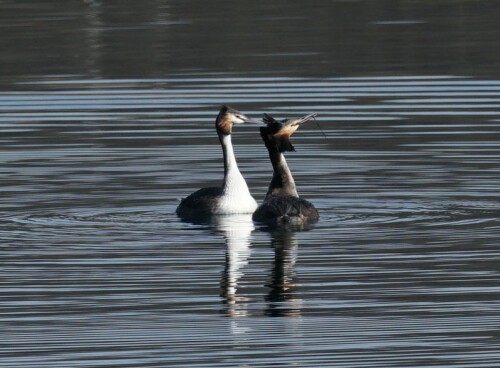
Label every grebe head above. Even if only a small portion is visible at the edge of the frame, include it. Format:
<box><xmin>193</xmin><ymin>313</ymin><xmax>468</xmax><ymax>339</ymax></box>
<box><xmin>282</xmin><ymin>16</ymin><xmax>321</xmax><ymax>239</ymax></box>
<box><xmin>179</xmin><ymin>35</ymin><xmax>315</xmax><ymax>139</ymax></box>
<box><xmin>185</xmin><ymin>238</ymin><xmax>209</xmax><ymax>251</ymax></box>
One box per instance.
<box><xmin>261</xmin><ymin>113</ymin><xmax>318</xmax><ymax>152</ymax></box>
<box><xmin>216</xmin><ymin>105</ymin><xmax>261</xmax><ymax>135</ymax></box>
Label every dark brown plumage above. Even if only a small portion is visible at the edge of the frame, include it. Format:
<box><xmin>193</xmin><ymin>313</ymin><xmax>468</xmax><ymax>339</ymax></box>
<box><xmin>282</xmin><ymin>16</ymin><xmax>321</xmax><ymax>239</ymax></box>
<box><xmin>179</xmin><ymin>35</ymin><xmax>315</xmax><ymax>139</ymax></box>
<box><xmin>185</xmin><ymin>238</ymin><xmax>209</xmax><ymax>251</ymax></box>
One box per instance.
<box><xmin>253</xmin><ymin>112</ymin><xmax>319</xmax><ymax>228</ymax></box>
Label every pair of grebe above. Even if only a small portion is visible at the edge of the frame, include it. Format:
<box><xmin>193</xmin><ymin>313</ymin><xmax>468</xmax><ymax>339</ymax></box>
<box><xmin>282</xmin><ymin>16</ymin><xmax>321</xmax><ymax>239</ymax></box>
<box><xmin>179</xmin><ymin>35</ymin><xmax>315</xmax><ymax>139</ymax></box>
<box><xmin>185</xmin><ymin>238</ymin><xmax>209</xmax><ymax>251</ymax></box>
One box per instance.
<box><xmin>176</xmin><ymin>105</ymin><xmax>319</xmax><ymax>226</ymax></box>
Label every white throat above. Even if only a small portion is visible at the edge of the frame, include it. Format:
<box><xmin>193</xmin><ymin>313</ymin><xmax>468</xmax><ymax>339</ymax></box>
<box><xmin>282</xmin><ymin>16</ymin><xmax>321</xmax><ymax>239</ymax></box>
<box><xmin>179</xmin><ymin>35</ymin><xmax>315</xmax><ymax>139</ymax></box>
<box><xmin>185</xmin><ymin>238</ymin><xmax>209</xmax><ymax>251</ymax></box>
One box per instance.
<box><xmin>217</xmin><ymin>134</ymin><xmax>258</xmax><ymax>214</ymax></box>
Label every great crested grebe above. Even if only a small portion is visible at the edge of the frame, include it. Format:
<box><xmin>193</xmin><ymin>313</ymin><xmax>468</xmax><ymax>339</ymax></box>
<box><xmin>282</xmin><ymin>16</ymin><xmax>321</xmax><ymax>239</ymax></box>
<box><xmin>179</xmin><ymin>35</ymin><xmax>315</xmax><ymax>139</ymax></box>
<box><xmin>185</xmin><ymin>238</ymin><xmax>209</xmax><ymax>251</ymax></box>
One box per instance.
<box><xmin>176</xmin><ymin>105</ymin><xmax>261</xmax><ymax>219</ymax></box>
<box><xmin>252</xmin><ymin>113</ymin><xmax>319</xmax><ymax>226</ymax></box>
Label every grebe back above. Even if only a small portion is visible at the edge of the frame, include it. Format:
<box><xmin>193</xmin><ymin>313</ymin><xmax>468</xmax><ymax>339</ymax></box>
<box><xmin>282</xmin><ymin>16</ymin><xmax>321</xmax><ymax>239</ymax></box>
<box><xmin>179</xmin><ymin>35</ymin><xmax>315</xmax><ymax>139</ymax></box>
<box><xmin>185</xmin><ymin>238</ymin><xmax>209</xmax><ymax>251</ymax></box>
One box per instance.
<box><xmin>176</xmin><ymin>106</ymin><xmax>261</xmax><ymax>220</ymax></box>
<box><xmin>252</xmin><ymin>113</ymin><xmax>319</xmax><ymax>227</ymax></box>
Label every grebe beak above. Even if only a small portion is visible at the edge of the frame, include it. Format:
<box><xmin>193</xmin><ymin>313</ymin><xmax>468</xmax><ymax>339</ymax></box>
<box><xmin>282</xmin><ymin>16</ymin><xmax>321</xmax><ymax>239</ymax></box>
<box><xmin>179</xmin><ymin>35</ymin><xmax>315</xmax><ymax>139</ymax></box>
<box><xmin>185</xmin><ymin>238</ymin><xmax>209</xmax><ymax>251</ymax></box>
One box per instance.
<box><xmin>272</xmin><ymin>112</ymin><xmax>319</xmax><ymax>142</ymax></box>
<box><xmin>290</xmin><ymin>112</ymin><xmax>318</xmax><ymax>126</ymax></box>
<box><xmin>243</xmin><ymin>117</ymin><xmax>266</xmax><ymax>124</ymax></box>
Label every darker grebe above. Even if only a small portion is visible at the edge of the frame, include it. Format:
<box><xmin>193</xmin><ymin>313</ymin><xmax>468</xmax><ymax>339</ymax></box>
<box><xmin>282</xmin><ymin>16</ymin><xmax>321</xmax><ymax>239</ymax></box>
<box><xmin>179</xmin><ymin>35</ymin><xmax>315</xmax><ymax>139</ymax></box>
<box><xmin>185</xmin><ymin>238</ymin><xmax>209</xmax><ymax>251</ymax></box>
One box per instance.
<box><xmin>176</xmin><ymin>105</ymin><xmax>261</xmax><ymax>219</ymax></box>
<box><xmin>252</xmin><ymin>113</ymin><xmax>319</xmax><ymax>227</ymax></box>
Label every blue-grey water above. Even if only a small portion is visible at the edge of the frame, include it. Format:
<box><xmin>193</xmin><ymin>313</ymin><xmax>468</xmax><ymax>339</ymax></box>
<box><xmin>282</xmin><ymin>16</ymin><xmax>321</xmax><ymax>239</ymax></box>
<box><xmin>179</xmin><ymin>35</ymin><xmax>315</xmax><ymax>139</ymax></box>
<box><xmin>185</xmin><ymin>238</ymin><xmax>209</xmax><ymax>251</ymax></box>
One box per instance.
<box><xmin>1</xmin><ymin>1</ymin><xmax>500</xmax><ymax>367</ymax></box>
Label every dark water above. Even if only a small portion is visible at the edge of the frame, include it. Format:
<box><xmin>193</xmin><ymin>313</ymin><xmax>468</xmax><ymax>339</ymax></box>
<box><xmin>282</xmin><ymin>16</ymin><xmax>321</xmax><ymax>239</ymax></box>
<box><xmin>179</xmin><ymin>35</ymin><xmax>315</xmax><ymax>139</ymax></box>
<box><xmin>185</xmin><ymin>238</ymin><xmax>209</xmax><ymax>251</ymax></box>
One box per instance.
<box><xmin>1</xmin><ymin>1</ymin><xmax>500</xmax><ymax>367</ymax></box>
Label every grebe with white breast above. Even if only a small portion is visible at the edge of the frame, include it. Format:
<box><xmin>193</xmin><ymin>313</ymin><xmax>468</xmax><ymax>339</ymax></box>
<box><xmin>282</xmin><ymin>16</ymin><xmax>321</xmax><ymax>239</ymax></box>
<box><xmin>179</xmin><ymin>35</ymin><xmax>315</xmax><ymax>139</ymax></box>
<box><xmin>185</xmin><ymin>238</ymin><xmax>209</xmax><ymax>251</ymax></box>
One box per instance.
<box><xmin>252</xmin><ymin>112</ymin><xmax>319</xmax><ymax>227</ymax></box>
<box><xmin>176</xmin><ymin>105</ymin><xmax>261</xmax><ymax>219</ymax></box>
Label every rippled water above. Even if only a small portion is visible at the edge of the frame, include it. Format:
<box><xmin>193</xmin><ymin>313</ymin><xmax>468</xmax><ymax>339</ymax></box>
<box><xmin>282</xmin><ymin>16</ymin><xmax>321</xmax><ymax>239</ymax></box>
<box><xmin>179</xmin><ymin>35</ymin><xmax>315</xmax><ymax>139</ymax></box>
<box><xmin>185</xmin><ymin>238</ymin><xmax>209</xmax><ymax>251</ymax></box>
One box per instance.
<box><xmin>2</xmin><ymin>1</ymin><xmax>500</xmax><ymax>367</ymax></box>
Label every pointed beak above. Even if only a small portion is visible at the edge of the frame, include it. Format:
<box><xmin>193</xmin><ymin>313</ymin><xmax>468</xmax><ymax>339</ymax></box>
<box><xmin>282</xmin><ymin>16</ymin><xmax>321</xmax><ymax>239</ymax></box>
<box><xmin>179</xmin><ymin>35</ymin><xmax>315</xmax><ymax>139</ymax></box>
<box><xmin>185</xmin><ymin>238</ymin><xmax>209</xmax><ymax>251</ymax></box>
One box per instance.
<box><xmin>292</xmin><ymin>112</ymin><xmax>318</xmax><ymax>126</ymax></box>
<box><xmin>243</xmin><ymin>117</ymin><xmax>266</xmax><ymax>124</ymax></box>
<box><xmin>273</xmin><ymin>112</ymin><xmax>318</xmax><ymax>140</ymax></box>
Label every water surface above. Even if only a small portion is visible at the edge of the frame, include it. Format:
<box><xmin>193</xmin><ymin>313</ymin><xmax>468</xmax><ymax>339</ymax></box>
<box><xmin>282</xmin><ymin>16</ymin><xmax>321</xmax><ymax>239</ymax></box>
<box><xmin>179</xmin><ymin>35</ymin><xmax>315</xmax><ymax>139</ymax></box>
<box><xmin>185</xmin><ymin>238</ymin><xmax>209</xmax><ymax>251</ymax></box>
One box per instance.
<box><xmin>1</xmin><ymin>1</ymin><xmax>500</xmax><ymax>367</ymax></box>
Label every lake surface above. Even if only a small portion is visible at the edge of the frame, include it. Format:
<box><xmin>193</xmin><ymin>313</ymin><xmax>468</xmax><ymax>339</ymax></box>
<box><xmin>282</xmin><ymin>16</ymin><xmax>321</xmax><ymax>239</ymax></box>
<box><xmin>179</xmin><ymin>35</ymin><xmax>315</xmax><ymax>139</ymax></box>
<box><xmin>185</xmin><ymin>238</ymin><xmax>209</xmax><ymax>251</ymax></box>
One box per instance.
<box><xmin>1</xmin><ymin>1</ymin><xmax>499</xmax><ymax>367</ymax></box>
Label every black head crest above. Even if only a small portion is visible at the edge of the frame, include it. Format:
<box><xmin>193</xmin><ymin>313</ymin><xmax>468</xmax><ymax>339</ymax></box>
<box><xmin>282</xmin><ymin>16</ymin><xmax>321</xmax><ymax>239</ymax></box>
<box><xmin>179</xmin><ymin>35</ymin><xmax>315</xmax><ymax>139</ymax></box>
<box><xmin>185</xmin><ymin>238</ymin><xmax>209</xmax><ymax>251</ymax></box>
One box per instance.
<box><xmin>222</xmin><ymin>105</ymin><xmax>241</xmax><ymax>114</ymax></box>
<box><xmin>262</xmin><ymin>113</ymin><xmax>284</xmax><ymax>136</ymax></box>
<box><xmin>260</xmin><ymin>114</ymin><xmax>296</xmax><ymax>153</ymax></box>
<box><xmin>263</xmin><ymin>113</ymin><xmax>279</xmax><ymax>125</ymax></box>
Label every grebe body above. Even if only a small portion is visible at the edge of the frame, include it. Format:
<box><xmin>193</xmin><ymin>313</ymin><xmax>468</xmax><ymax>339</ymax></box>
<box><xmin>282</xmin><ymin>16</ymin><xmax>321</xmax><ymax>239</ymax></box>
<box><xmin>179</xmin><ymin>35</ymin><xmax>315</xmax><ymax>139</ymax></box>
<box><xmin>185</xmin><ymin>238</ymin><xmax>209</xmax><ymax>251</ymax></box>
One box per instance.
<box><xmin>252</xmin><ymin>113</ymin><xmax>319</xmax><ymax>227</ymax></box>
<box><xmin>253</xmin><ymin>195</ymin><xmax>318</xmax><ymax>226</ymax></box>
<box><xmin>176</xmin><ymin>106</ymin><xmax>259</xmax><ymax>219</ymax></box>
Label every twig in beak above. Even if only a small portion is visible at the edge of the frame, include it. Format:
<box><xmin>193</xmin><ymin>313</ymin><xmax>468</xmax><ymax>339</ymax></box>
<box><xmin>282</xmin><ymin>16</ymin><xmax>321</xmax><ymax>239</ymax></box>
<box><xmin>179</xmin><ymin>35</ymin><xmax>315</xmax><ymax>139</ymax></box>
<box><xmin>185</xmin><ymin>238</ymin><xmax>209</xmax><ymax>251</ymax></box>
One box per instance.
<box><xmin>312</xmin><ymin>115</ymin><xmax>327</xmax><ymax>141</ymax></box>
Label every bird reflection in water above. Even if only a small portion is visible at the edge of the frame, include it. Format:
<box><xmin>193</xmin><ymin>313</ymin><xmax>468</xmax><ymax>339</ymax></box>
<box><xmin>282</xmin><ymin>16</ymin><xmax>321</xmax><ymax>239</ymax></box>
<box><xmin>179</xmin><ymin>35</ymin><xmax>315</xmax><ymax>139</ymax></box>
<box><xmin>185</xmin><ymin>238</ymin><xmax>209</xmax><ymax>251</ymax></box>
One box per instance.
<box><xmin>214</xmin><ymin>214</ymin><xmax>254</xmax><ymax>317</ymax></box>
<box><xmin>202</xmin><ymin>214</ymin><xmax>305</xmax><ymax>317</ymax></box>
<box><xmin>265</xmin><ymin>230</ymin><xmax>302</xmax><ymax>317</ymax></box>
<box><xmin>217</xmin><ymin>218</ymin><xmax>303</xmax><ymax>317</ymax></box>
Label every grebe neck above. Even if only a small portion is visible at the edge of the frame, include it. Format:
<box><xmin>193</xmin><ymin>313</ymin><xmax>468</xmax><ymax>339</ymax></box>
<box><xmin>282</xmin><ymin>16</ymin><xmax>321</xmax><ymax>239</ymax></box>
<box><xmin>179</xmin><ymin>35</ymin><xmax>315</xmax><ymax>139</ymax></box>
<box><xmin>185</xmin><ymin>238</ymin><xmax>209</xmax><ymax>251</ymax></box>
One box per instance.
<box><xmin>266</xmin><ymin>148</ymin><xmax>298</xmax><ymax>199</ymax></box>
<box><xmin>219</xmin><ymin>133</ymin><xmax>248</xmax><ymax>192</ymax></box>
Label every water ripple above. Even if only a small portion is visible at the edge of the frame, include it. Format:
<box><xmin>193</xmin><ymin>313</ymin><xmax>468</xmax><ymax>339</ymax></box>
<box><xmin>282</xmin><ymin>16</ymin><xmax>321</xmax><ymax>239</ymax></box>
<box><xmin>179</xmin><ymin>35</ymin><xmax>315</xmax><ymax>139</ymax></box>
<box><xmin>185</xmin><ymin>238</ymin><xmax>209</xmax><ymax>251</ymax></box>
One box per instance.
<box><xmin>1</xmin><ymin>74</ymin><xmax>499</xmax><ymax>368</ymax></box>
